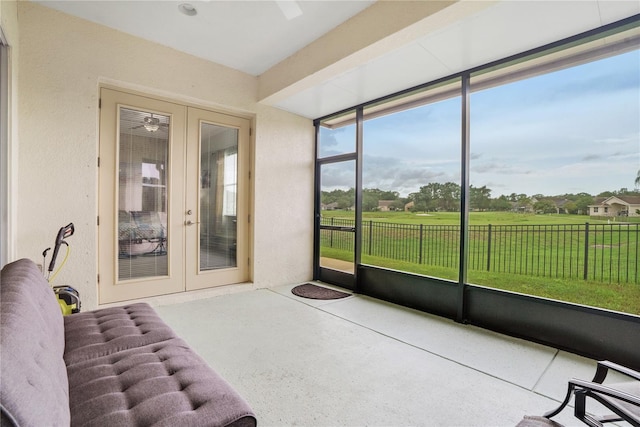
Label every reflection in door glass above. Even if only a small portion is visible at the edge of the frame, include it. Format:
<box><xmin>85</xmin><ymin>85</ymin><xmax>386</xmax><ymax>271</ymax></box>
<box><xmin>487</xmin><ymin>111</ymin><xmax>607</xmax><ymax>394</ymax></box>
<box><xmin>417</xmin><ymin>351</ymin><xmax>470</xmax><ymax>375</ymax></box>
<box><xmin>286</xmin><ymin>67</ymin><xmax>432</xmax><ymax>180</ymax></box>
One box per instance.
<box><xmin>117</xmin><ymin>107</ymin><xmax>169</xmax><ymax>280</ymax></box>
<box><xmin>320</xmin><ymin>160</ymin><xmax>355</xmax><ymax>273</ymax></box>
<box><xmin>200</xmin><ymin>122</ymin><xmax>238</xmax><ymax>271</ymax></box>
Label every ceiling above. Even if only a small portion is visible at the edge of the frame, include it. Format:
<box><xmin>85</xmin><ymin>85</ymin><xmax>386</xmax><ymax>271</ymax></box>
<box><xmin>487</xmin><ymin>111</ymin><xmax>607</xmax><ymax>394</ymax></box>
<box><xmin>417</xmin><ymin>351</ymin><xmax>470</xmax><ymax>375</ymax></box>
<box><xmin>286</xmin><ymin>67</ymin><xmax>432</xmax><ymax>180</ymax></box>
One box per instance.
<box><xmin>34</xmin><ymin>0</ymin><xmax>375</xmax><ymax>76</ymax></box>
<box><xmin>35</xmin><ymin>1</ymin><xmax>640</xmax><ymax>120</ymax></box>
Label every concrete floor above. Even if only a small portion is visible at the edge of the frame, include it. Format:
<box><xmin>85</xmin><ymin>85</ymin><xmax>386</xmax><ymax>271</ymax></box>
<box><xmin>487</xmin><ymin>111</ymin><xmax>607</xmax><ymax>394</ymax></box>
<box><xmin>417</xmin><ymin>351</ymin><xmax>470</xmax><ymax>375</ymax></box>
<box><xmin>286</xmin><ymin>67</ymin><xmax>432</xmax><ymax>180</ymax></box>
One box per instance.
<box><xmin>153</xmin><ymin>283</ymin><xmax>623</xmax><ymax>427</ymax></box>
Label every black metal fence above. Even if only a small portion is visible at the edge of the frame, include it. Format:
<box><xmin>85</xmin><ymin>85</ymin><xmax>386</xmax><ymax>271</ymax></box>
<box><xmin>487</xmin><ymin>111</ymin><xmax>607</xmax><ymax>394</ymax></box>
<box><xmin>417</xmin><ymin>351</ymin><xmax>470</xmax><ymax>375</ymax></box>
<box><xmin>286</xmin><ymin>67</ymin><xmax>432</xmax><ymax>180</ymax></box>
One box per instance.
<box><xmin>320</xmin><ymin>217</ymin><xmax>640</xmax><ymax>284</ymax></box>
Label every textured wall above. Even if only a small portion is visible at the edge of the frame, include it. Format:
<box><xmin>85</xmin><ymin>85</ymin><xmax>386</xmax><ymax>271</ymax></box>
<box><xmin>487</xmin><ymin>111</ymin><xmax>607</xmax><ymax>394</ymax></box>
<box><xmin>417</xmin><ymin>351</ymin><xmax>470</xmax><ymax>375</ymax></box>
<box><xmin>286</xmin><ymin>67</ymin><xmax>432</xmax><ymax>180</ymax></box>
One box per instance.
<box><xmin>16</xmin><ymin>2</ymin><xmax>313</xmax><ymax>309</ymax></box>
<box><xmin>1</xmin><ymin>0</ymin><xmax>19</xmax><ymax>266</ymax></box>
<box><xmin>253</xmin><ymin>105</ymin><xmax>314</xmax><ymax>288</ymax></box>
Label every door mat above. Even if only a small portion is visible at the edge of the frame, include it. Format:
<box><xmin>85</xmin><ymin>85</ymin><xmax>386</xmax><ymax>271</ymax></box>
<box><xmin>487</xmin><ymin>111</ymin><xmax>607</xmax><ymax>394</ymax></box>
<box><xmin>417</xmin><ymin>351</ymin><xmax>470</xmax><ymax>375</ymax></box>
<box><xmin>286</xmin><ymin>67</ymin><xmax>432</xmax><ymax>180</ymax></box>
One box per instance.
<box><xmin>291</xmin><ymin>283</ymin><xmax>350</xmax><ymax>300</ymax></box>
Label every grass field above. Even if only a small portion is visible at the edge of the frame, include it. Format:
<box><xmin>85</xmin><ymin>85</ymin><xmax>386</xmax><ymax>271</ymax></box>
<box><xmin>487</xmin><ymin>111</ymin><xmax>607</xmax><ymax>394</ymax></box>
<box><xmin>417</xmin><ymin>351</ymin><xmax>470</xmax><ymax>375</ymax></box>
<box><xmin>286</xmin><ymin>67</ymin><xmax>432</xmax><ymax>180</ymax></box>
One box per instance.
<box><xmin>322</xmin><ymin>210</ymin><xmax>640</xmax><ymax>225</ymax></box>
<box><xmin>320</xmin><ymin>211</ymin><xmax>640</xmax><ymax>315</ymax></box>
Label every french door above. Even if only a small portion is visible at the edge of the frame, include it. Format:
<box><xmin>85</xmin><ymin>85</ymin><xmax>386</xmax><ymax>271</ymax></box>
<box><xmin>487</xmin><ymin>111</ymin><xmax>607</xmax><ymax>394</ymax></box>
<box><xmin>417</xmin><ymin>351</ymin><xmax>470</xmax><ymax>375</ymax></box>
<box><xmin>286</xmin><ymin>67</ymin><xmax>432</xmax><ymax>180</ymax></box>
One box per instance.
<box><xmin>98</xmin><ymin>88</ymin><xmax>250</xmax><ymax>304</ymax></box>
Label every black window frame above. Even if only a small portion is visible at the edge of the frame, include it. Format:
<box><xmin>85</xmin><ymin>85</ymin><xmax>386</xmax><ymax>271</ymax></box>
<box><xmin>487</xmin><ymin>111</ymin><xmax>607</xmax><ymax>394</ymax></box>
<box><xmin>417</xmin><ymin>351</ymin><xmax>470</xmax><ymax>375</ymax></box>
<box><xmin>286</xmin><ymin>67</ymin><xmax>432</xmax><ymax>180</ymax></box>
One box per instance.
<box><xmin>313</xmin><ymin>14</ymin><xmax>640</xmax><ymax>371</ymax></box>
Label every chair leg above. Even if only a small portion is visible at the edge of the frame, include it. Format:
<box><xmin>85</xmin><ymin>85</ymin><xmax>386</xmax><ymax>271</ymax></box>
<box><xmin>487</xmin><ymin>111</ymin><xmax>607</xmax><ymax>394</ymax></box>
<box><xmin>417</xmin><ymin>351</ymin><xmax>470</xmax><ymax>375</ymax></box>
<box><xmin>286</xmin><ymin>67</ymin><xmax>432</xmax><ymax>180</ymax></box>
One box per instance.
<box><xmin>574</xmin><ymin>389</ymin><xmax>587</xmax><ymax>419</ymax></box>
<box><xmin>545</xmin><ymin>383</ymin><xmax>576</xmax><ymax>419</ymax></box>
<box><xmin>574</xmin><ymin>389</ymin><xmax>604</xmax><ymax>427</ymax></box>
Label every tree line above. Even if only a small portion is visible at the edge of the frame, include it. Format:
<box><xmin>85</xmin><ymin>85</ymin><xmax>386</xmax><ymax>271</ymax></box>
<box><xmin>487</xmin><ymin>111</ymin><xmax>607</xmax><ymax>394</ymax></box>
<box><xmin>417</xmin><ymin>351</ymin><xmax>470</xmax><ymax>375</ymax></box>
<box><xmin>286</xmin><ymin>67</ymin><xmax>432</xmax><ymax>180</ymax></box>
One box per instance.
<box><xmin>321</xmin><ymin>184</ymin><xmax>640</xmax><ymax>214</ymax></box>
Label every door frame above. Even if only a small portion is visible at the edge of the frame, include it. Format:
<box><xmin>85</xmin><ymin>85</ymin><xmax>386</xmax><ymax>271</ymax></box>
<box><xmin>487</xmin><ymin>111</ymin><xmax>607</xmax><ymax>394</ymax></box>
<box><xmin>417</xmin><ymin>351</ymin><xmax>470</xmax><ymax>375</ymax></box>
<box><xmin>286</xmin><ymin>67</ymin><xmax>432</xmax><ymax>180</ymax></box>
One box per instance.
<box><xmin>313</xmin><ymin>108</ymin><xmax>363</xmax><ymax>291</ymax></box>
<box><xmin>98</xmin><ymin>86</ymin><xmax>253</xmax><ymax>304</ymax></box>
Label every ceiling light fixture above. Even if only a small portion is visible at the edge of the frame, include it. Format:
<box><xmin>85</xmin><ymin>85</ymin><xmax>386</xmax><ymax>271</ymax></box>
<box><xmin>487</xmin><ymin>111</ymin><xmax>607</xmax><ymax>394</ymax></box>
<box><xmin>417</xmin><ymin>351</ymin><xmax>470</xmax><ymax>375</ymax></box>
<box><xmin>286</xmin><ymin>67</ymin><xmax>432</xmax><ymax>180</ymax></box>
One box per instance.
<box><xmin>143</xmin><ymin>116</ymin><xmax>160</xmax><ymax>132</ymax></box>
<box><xmin>178</xmin><ymin>3</ymin><xmax>197</xmax><ymax>16</ymax></box>
<box><xmin>275</xmin><ymin>1</ymin><xmax>302</xmax><ymax>20</ymax></box>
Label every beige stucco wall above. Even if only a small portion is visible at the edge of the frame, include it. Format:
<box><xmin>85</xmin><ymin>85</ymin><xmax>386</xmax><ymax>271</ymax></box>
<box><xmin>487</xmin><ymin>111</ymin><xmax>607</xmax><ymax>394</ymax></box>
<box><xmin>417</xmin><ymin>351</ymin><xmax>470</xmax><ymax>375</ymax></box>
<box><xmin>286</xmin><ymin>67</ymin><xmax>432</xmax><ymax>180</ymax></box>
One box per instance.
<box><xmin>16</xmin><ymin>2</ymin><xmax>314</xmax><ymax>310</ymax></box>
<box><xmin>1</xmin><ymin>1</ymin><xmax>19</xmax><ymax>266</ymax></box>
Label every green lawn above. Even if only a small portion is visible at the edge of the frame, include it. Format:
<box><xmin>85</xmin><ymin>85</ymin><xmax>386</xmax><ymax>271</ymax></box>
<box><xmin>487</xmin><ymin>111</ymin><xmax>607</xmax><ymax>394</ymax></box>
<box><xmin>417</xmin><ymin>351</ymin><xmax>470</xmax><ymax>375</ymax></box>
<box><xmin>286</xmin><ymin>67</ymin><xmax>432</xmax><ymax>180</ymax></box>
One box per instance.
<box><xmin>322</xmin><ymin>210</ymin><xmax>637</xmax><ymax>226</ymax></box>
<box><xmin>320</xmin><ymin>211</ymin><xmax>640</xmax><ymax>315</ymax></box>
<box><xmin>322</xmin><ymin>247</ymin><xmax>640</xmax><ymax>315</ymax></box>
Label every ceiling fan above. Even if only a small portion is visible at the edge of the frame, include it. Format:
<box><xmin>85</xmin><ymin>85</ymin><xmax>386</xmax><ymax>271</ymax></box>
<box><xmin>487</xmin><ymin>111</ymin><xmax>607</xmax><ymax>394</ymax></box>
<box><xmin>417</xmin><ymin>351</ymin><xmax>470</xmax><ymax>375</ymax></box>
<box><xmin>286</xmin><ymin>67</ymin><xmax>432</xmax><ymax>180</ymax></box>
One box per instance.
<box><xmin>131</xmin><ymin>114</ymin><xmax>169</xmax><ymax>133</ymax></box>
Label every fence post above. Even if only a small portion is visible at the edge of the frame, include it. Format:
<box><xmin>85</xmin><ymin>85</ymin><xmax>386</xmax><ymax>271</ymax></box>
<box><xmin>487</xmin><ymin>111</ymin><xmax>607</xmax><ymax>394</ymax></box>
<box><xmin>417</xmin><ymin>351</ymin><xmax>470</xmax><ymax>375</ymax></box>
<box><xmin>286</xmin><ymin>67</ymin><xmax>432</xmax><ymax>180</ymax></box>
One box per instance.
<box><xmin>487</xmin><ymin>224</ymin><xmax>492</xmax><ymax>271</ymax></box>
<box><xmin>583</xmin><ymin>222</ymin><xmax>589</xmax><ymax>280</ymax></box>
<box><xmin>368</xmin><ymin>220</ymin><xmax>373</xmax><ymax>256</ymax></box>
<box><xmin>330</xmin><ymin>217</ymin><xmax>334</xmax><ymax>248</ymax></box>
<box><xmin>419</xmin><ymin>224</ymin><xmax>424</xmax><ymax>264</ymax></box>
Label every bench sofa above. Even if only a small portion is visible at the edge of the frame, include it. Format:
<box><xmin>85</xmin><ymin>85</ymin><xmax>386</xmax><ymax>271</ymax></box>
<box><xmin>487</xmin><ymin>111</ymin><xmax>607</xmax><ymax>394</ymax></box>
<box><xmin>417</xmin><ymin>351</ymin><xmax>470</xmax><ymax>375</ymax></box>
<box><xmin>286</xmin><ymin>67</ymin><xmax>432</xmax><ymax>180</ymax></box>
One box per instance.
<box><xmin>0</xmin><ymin>258</ymin><xmax>256</xmax><ymax>427</ymax></box>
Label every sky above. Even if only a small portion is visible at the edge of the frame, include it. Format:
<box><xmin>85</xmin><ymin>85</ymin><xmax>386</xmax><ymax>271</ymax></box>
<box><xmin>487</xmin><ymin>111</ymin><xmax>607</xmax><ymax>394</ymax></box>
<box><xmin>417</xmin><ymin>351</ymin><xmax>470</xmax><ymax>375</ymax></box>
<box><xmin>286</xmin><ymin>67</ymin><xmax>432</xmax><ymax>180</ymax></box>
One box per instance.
<box><xmin>320</xmin><ymin>49</ymin><xmax>640</xmax><ymax>199</ymax></box>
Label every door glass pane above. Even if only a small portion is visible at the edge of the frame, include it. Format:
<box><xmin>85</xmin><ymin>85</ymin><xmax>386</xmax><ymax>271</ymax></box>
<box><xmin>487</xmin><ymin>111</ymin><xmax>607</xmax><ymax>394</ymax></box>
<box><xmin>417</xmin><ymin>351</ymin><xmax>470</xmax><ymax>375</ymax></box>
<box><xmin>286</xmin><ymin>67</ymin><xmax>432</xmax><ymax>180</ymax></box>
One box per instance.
<box><xmin>118</xmin><ymin>107</ymin><xmax>169</xmax><ymax>280</ymax></box>
<box><xmin>200</xmin><ymin>122</ymin><xmax>238</xmax><ymax>271</ymax></box>
<box><xmin>320</xmin><ymin>160</ymin><xmax>356</xmax><ymax>273</ymax></box>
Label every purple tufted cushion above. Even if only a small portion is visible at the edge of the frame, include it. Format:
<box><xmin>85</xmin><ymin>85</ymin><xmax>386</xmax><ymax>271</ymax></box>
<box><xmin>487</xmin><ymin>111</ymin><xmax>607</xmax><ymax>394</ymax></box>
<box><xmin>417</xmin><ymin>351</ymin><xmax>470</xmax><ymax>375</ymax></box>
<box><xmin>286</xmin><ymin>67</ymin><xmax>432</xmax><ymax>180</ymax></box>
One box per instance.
<box><xmin>64</xmin><ymin>303</ymin><xmax>178</xmax><ymax>365</ymax></box>
<box><xmin>67</xmin><ymin>338</ymin><xmax>256</xmax><ymax>427</ymax></box>
<box><xmin>0</xmin><ymin>258</ymin><xmax>71</xmax><ymax>426</ymax></box>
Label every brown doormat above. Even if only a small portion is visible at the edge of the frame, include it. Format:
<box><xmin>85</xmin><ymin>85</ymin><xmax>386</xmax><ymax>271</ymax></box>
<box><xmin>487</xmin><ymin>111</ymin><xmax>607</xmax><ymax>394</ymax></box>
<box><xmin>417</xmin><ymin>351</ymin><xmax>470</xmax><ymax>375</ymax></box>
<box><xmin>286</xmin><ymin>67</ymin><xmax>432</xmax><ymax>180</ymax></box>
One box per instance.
<box><xmin>291</xmin><ymin>283</ymin><xmax>350</xmax><ymax>300</ymax></box>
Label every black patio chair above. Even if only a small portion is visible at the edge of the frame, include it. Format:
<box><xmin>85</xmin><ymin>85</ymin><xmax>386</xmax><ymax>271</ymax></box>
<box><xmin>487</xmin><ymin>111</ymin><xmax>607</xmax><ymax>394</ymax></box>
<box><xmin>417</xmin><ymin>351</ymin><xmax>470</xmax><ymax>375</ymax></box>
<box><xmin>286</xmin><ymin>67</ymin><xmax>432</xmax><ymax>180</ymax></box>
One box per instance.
<box><xmin>544</xmin><ymin>360</ymin><xmax>640</xmax><ymax>427</ymax></box>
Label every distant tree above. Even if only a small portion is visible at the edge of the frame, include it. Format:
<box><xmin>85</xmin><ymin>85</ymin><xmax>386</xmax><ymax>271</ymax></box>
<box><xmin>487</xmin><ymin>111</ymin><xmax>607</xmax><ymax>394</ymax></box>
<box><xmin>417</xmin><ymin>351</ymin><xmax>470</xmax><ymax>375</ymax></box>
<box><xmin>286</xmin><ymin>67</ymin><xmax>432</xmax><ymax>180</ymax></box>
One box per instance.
<box><xmin>534</xmin><ymin>199</ymin><xmax>556</xmax><ymax>214</ymax></box>
<box><xmin>338</xmin><ymin>197</ymin><xmax>354</xmax><ymax>209</ymax></box>
<box><xmin>439</xmin><ymin>182</ymin><xmax>461</xmax><ymax>212</ymax></box>
<box><xmin>574</xmin><ymin>194</ymin><xmax>594</xmax><ymax>215</ymax></box>
<box><xmin>636</xmin><ymin>170</ymin><xmax>640</xmax><ymax>188</ymax></box>
<box><xmin>470</xmin><ymin>185</ymin><xmax>491</xmax><ymax>211</ymax></box>
<box><xmin>564</xmin><ymin>201</ymin><xmax>578</xmax><ymax>214</ymax></box>
<box><xmin>321</xmin><ymin>188</ymin><xmax>354</xmax><ymax>209</ymax></box>
<box><xmin>362</xmin><ymin>188</ymin><xmax>401</xmax><ymax>211</ymax></box>
<box><xmin>491</xmin><ymin>195</ymin><xmax>512</xmax><ymax>211</ymax></box>
<box><xmin>574</xmin><ymin>192</ymin><xmax>592</xmax><ymax>198</ymax></box>
<box><xmin>362</xmin><ymin>190</ymin><xmax>379</xmax><ymax>211</ymax></box>
<box><xmin>412</xmin><ymin>184</ymin><xmax>435</xmax><ymax>212</ymax></box>
<box><xmin>510</xmin><ymin>194</ymin><xmax>531</xmax><ymax>213</ymax></box>
<box><xmin>408</xmin><ymin>190</ymin><xmax>428</xmax><ymax>212</ymax></box>
<box><xmin>390</xmin><ymin>199</ymin><xmax>406</xmax><ymax>211</ymax></box>
<box><xmin>616</xmin><ymin>186</ymin><xmax>640</xmax><ymax>196</ymax></box>
<box><xmin>411</xmin><ymin>200</ymin><xmax>428</xmax><ymax>212</ymax></box>
<box><xmin>408</xmin><ymin>182</ymin><xmax>460</xmax><ymax>212</ymax></box>
<box><xmin>380</xmin><ymin>190</ymin><xmax>400</xmax><ymax>200</ymax></box>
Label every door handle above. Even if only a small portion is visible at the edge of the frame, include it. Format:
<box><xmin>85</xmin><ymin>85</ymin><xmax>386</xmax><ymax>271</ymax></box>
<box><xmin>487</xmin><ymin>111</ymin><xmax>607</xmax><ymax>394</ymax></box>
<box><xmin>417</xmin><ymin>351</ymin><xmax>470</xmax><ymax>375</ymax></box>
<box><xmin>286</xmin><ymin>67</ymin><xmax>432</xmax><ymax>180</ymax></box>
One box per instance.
<box><xmin>185</xmin><ymin>220</ymin><xmax>196</xmax><ymax>226</ymax></box>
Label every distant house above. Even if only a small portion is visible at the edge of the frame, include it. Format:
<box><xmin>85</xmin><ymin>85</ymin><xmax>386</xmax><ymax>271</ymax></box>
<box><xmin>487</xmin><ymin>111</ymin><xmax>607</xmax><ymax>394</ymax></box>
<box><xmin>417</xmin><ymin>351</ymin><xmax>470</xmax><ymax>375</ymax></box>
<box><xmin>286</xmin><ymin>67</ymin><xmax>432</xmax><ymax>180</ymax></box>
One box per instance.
<box><xmin>321</xmin><ymin>202</ymin><xmax>339</xmax><ymax>211</ymax></box>
<box><xmin>553</xmin><ymin>198</ymin><xmax>570</xmax><ymax>214</ymax></box>
<box><xmin>404</xmin><ymin>201</ymin><xmax>415</xmax><ymax>212</ymax></box>
<box><xmin>378</xmin><ymin>200</ymin><xmax>395</xmax><ymax>211</ymax></box>
<box><xmin>511</xmin><ymin>197</ymin><xmax>537</xmax><ymax>213</ymax></box>
<box><xmin>589</xmin><ymin>196</ymin><xmax>640</xmax><ymax>217</ymax></box>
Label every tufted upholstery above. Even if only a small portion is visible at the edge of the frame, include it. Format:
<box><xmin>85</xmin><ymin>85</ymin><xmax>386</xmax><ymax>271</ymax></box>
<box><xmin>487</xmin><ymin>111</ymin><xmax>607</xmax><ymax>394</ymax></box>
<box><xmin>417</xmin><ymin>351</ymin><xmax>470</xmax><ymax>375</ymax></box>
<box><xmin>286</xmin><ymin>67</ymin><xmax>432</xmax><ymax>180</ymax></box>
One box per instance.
<box><xmin>1</xmin><ymin>259</ymin><xmax>256</xmax><ymax>427</ymax></box>
<box><xmin>64</xmin><ymin>303</ymin><xmax>178</xmax><ymax>365</ymax></box>
<box><xmin>0</xmin><ymin>258</ymin><xmax>71</xmax><ymax>426</ymax></box>
<box><xmin>67</xmin><ymin>338</ymin><xmax>256</xmax><ymax>427</ymax></box>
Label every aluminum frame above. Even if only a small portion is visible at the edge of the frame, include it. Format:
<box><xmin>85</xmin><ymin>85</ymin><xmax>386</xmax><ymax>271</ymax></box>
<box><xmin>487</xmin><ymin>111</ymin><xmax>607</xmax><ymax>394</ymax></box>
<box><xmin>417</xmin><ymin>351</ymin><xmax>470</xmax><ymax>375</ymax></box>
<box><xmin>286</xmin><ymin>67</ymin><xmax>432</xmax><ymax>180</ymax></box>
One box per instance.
<box><xmin>313</xmin><ymin>15</ymin><xmax>640</xmax><ymax>369</ymax></box>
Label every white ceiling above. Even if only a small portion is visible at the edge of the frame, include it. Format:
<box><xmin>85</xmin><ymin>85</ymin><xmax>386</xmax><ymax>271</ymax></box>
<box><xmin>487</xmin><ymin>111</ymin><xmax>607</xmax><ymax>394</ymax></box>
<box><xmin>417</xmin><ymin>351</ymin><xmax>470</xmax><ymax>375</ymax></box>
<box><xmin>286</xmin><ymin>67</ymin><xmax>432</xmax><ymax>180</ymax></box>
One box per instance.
<box><xmin>34</xmin><ymin>0</ymin><xmax>374</xmax><ymax>76</ymax></box>
<box><xmin>35</xmin><ymin>1</ymin><xmax>640</xmax><ymax>120</ymax></box>
<box><xmin>274</xmin><ymin>0</ymin><xmax>640</xmax><ymax>119</ymax></box>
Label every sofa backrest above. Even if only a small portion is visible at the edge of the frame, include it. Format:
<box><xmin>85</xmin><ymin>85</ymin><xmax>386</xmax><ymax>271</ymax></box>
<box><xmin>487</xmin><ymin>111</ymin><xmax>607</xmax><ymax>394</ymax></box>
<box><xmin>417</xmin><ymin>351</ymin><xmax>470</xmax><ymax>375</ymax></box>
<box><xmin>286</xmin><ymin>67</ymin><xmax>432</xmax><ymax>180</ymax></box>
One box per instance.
<box><xmin>0</xmin><ymin>258</ymin><xmax>70</xmax><ymax>426</ymax></box>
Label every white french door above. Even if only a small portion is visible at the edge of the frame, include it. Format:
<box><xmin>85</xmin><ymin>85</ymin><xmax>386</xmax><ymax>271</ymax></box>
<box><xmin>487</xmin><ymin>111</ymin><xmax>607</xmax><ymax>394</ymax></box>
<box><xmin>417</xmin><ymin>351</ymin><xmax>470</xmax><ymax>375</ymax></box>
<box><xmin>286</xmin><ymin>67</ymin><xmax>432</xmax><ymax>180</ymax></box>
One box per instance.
<box><xmin>185</xmin><ymin>107</ymin><xmax>250</xmax><ymax>290</ymax></box>
<box><xmin>98</xmin><ymin>88</ymin><xmax>250</xmax><ymax>304</ymax></box>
